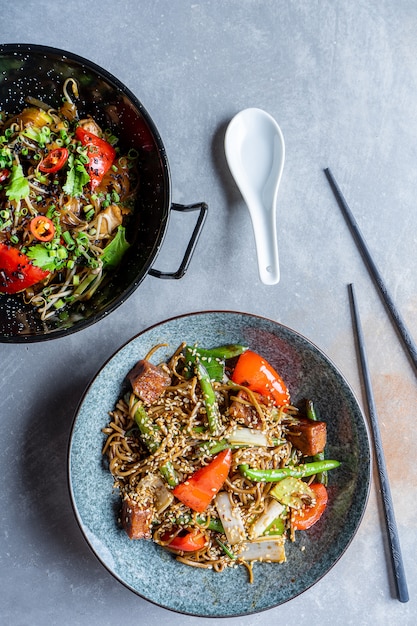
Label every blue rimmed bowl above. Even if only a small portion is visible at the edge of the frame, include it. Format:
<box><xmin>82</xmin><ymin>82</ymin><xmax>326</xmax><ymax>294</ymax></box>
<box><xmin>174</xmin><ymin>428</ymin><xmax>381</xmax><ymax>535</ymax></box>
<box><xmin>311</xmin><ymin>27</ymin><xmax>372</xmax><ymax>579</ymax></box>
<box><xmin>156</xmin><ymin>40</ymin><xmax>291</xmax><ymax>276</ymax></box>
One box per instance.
<box><xmin>68</xmin><ymin>311</ymin><xmax>371</xmax><ymax>617</ymax></box>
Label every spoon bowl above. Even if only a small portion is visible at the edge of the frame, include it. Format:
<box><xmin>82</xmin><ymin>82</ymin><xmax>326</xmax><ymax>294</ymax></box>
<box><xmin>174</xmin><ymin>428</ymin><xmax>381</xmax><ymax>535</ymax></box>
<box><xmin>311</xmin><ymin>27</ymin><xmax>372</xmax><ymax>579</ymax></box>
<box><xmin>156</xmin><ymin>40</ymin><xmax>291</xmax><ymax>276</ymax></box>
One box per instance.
<box><xmin>225</xmin><ymin>108</ymin><xmax>285</xmax><ymax>285</ymax></box>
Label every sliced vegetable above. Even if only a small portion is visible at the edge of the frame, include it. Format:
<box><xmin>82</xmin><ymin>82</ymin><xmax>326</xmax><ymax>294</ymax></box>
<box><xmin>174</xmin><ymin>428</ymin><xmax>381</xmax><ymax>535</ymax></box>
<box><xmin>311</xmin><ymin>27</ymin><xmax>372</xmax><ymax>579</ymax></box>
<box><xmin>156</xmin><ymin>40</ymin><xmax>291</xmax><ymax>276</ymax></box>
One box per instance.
<box><xmin>133</xmin><ymin>403</ymin><xmax>178</xmax><ymax>486</ymax></box>
<box><xmin>0</xmin><ymin>243</ymin><xmax>49</xmax><ymax>293</ymax></box>
<box><xmin>239</xmin><ymin>459</ymin><xmax>340</xmax><ymax>483</ymax></box>
<box><xmin>0</xmin><ymin>168</ymin><xmax>10</xmax><ymax>183</ymax></box>
<box><xmin>75</xmin><ymin>126</ymin><xmax>116</xmax><ymax>189</ymax></box>
<box><xmin>292</xmin><ymin>482</ymin><xmax>328</xmax><ymax>530</ymax></box>
<box><xmin>137</xmin><ymin>474</ymin><xmax>173</xmax><ymax>514</ymax></box>
<box><xmin>263</xmin><ymin>516</ymin><xmax>286</xmax><ymax>536</ymax></box>
<box><xmin>195</xmin><ymin>360</ymin><xmax>222</xmax><ymax>435</ymax></box>
<box><xmin>215</xmin><ymin>491</ymin><xmax>247</xmax><ymax>545</ymax></box>
<box><xmin>238</xmin><ymin>538</ymin><xmax>286</xmax><ymax>563</ymax></box>
<box><xmin>270</xmin><ymin>476</ymin><xmax>316</xmax><ymax>509</ymax></box>
<box><xmin>183</xmin><ymin>344</ymin><xmax>248</xmax><ymax>381</ymax></box>
<box><xmin>227</xmin><ymin>426</ymin><xmax>270</xmax><ymax>448</ymax></box>
<box><xmin>173</xmin><ymin>449</ymin><xmax>232</xmax><ymax>513</ymax></box>
<box><xmin>29</xmin><ymin>216</ymin><xmax>55</xmax><ymax>242</ymax></box>
<box><xmin>249</xmin><ymin>499</ymin><xmax>286</xmax><ymax>539</ymax></box>
<box><xmin>231</xmin><ymin>350</ymin><xmax>290</xmax><ymax>406</ymax></box>
<box><xmin>17</xmin><ymin>107</ymin><xmax>52</xmax><ymax>128</ymax></box>
<box><xmin>161</xmin><ymin>529</ymin><xmax>207</xmax><ymax>552</ymax></box>
<box><xmin>134</xmin><ymin>402</ymin><xmax>161</xmax><ymax>453</ymax></box>
<box><xmin>39</xmin><ymin>147</ymin><xmax>68</xmax><ymax>173</ymax></box>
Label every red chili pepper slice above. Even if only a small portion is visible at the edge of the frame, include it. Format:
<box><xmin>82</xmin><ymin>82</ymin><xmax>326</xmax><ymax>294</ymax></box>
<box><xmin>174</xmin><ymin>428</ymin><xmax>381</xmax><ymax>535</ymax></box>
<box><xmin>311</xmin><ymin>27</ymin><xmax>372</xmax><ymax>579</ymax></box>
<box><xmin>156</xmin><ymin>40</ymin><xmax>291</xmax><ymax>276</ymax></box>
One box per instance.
<box><xmin>0</xmin><ymin>242</ymin><xmax>49</xmax><ymax>294</ymax></box>
<box><xmin>0</xmin><ymin>168</ymin><xmax>10</xmax><ymax>183</ymax></box>
<box><xmin>231</xmin><ymin>350</ymin><xmax>290</xmax><ymax>407</ymax></box>
<box><xmin>172</xmin><ymin>449</ymin><xmax>232</xmax><ymax>513</ymax></box>
<box><xmin>291</xmin><ymin>483</ymin><xmax>328</xmax><ymax>530</ymax></box>
<box><xmin>29</xmin><ymin>216</ymin><xmax>55</xmax><ymax>242</ymax></box>
<box><xmin>161</xmin><ymin>529</ymin><xmax>207</xmax><ymax>552</ymax></box>
<box><xmin>75</xmin><ymin>127</ymin><xmax>116</xmax><ymax>189</ymax></box>
<box><xmin>39</xmin><ymin>147</ymin><xmax>68</xmax><ymax>173</ymax></box>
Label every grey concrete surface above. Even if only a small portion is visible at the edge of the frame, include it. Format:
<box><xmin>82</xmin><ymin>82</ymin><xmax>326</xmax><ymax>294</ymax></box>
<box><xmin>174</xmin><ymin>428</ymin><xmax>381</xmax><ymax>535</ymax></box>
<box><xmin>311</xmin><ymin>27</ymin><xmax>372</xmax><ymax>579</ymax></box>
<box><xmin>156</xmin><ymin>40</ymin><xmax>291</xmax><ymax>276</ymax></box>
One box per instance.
<box><xmin>0</xmin><ymin>1</ymin><xmax>416</xmax><ymax>624</ymax></box>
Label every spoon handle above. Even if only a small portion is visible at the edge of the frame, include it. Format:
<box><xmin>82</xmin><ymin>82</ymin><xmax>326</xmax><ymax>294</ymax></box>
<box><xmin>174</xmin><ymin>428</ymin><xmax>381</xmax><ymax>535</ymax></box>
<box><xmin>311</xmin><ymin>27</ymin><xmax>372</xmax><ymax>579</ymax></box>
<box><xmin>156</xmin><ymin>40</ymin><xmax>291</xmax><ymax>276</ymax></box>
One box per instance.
<box><xmin>249</xmin><ymin>201</ymin><xmax>280</xmax><ymax>285</ymax></box>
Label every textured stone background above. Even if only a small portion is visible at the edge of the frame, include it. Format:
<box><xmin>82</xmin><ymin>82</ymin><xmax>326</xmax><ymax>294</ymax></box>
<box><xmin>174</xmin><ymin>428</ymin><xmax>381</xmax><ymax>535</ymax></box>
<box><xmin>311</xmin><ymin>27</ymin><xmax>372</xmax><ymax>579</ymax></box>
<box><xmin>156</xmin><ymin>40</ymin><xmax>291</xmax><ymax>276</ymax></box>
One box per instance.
<box><xmin>0</xmin><ymin>1</ymin><xmax>416</xmax><ymax>625</ymax></box>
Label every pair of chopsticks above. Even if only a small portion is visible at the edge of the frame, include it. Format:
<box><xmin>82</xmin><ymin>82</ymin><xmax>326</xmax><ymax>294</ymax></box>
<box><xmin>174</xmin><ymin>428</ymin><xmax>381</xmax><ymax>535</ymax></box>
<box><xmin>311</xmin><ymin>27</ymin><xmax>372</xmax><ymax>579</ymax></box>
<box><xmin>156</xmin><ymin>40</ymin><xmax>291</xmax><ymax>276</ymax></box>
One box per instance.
<box><xmin>325</xmin><ymin>169</ymin><xmax>409</xmax><ymax>603</ymax></box>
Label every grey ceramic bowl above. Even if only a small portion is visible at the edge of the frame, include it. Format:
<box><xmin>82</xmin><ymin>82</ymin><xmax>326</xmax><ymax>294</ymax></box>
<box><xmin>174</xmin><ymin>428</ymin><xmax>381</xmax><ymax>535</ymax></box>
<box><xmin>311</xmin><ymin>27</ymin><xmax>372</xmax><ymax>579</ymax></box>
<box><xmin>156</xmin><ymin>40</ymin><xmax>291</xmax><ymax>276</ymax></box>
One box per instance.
<box><xmin>0</xmin><ymin>44</ymin><xmax>206</xmax><ymax>342</ymax></box>
<box><xmin>68</xmin><ymin>311</ymin><xmax>371</xmax><ymax>617</ymax></box>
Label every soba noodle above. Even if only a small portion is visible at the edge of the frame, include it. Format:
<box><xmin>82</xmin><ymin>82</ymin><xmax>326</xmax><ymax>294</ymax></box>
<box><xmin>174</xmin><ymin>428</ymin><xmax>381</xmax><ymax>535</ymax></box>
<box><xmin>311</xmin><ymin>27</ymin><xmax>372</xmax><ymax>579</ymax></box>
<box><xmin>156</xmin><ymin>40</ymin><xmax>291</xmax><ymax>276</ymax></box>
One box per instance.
<box><xmin>102</xmin><ymin>343</ymin><xmax>327</xmax><ymax>582</ymax></box>
<box><xmin>0</xmin><ymin>79</ymin><xmax>138</xmax><ymax>319</ymax></box>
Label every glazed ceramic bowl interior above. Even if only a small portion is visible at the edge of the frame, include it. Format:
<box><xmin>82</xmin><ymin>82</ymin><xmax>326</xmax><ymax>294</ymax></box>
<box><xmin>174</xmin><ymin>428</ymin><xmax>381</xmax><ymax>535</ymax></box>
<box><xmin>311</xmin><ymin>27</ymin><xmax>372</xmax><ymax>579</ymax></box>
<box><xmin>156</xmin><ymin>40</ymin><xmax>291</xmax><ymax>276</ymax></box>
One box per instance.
<box><xmin>68</xmin><ymin>311</ymin><xmax>371</xmax><ymax>618</ymax></box>
<box><xmin>0</xmin><ymin>44</ymin><xmax>171</xmax><ymax>341</ymax></box>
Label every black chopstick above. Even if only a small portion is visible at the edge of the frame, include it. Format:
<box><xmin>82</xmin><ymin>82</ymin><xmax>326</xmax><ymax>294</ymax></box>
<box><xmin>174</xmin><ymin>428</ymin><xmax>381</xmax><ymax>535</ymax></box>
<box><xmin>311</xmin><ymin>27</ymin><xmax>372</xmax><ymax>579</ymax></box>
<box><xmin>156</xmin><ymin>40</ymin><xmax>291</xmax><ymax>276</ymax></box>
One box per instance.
<box><xmin>348</xmin><ymin>283</ymin><xmax>409</xmax><ymax>603</ymax></box>
<box><xmin>325</xmin><ymin>168</ymin><xmax>417</xmax><ymax>377</ymax></box>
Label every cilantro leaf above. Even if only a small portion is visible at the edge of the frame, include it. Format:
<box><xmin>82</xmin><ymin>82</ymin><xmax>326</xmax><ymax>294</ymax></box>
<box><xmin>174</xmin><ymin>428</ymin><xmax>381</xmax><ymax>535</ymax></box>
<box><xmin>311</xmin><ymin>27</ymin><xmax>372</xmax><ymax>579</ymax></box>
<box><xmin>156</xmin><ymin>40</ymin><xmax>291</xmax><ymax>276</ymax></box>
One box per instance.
<box><xmin>101</xmin><ymin>226</ymin><xmax>131</xmax><ymax>269</ymax></box>
<box><xmin>5</xmin><ymin>163</ymin><xmax>30</xmax><ymax>201</ymax></box>
<box><xmin>63</xmin><ymin>154</ymin><xmax>90</xmax><ymax>196</ymax></box>
<box><xmin>0</xmin><ymin>147</ymin><xmax>13</xmax><ymax>169</ymax></box>
<box><xmin>26</xmin><ymin>244</ymin><xmax>66</xmax><ymax>272</ymax></box>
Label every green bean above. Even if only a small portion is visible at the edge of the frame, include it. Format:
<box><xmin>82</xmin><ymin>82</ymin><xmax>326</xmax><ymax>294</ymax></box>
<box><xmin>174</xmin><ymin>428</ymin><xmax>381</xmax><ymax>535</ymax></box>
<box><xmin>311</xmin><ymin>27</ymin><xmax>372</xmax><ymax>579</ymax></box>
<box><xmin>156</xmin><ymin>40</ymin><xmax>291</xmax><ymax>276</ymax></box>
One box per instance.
<box><xmin>184</xmin><ymin>344</ymin><xmax>247</xmax><ymax>381</ymax></box>
<box><xmin>134</xmin><ymin>403</ymin><xmax>178</xmax><ymax>486</ymax></box>
<box><xmin>195</xmin><ymin>360</ymin><xmax>222</xmax><ymax>435</ymax></box>
<box><xmin>239</xmin><ymin>459</ymin><xmax>340</xmax><ymax>483</ymax></box>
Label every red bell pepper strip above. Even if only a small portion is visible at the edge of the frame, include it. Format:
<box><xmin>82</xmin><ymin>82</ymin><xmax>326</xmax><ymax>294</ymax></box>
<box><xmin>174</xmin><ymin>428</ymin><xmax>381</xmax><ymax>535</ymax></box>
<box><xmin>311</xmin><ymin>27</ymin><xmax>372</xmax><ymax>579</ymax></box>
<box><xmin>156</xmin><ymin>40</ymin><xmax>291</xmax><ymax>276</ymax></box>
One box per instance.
<box><xmin>291</xmin><ymin>482</ymin><xmax>328</xmax><ymax>530</ymax></box>
<box><xmin>29</xmin><ymin>216</ymin><xmax>55</xmax><ymax>242</ymax></box>
<box><xmin>0</xmin><ymin>168</ymin><xmax>10</xmax><ymax>183</ymax></box>
<box><xmin>75</xmin><ymin>127</ymin><xmax>116</xmax><ymax>189</ymax></box>
<box><xmin>161</xmin><ymin>529</ymin><xmax>207</xmax><ymax>552</ymax></box>
<box><xmin>172</xmin><ymin>449</ymin><xmax>232</xmax><ymax>513</ymax></box>
<box><xmin>39</xmin><ymin>147</ymin><xmax>68</xmax><ymax>173</ymax></box>
<box><xmin>231</xmin><ymin>349</ymin><xmax>290</xmax><ymax>406</ymax></box>
<box><xmin>0</xmin><ymin>243</ymin><xmax>49</xmax><ymax>294</ymax></box>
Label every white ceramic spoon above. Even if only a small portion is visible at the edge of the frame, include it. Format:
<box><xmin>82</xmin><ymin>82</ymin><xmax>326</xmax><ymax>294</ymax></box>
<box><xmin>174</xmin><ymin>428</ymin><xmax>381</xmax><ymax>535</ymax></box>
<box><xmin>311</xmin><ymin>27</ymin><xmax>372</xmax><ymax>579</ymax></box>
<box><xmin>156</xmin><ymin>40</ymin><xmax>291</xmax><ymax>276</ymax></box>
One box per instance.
<box><xmin>225</xmin><ymin>108</ymin><xmax>285</xmax><ymax>285</ymax></box>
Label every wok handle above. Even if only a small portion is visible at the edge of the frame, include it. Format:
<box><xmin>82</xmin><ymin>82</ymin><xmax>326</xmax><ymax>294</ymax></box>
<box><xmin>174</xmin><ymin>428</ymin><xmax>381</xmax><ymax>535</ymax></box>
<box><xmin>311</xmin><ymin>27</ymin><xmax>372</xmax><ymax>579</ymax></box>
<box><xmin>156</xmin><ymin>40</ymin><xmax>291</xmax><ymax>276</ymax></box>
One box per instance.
<box><xmin>148</xmin><ymin>202</ymin><xmax>208</xmax><ymax>279</ymax></box>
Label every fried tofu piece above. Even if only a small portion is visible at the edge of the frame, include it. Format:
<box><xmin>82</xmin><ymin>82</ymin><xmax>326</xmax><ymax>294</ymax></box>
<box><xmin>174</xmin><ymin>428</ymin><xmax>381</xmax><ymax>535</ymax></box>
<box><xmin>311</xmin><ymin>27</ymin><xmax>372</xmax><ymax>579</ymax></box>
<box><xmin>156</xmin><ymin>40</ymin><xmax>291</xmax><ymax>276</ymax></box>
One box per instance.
<box><xmin>228</xmin><ymin>389</ymin><xmax>268</xmax><ymax>428</ymax></box>
<box><xmin>121</xmin><ymin>496</ymin><xmax>152</xmax><ymax>539</ymax></box>
<box><xmin>127</xmin><ymin>359</ymin><xmax>171</xmax><ymax>404</ymax></box>
<box><xmin>286</xmin><ymin>417</ymin><xmax>327</xmax><ymax>456</ymax></box>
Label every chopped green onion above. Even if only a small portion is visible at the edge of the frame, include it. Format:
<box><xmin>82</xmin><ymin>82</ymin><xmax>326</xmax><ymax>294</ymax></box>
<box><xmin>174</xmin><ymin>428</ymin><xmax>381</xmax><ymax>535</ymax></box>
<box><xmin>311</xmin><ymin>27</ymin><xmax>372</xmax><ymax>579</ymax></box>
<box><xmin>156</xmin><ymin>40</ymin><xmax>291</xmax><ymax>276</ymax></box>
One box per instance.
<box><xmin>62</xmin><ymin>231</ymin><xmax>75</xmax><ymax>246</ymax></box>
<box><xmin>215</xmin><ymin>537</ymin><xmax>236</xmax><ymax>560</ymax></box>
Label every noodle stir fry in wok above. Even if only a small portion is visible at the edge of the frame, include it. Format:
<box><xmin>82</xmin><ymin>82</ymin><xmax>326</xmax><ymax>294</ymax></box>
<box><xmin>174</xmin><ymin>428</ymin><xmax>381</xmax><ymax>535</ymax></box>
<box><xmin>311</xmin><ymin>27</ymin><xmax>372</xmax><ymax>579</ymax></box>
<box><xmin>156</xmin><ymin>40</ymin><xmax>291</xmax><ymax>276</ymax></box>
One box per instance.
<box><xmin>102</xmin><ymin>343</ymin><xmax>340</xmax><ymax>582</ymax></box>
<box><xmin>0</xmin><ymin>79</ymin><xmax>138</xmax><ymax>320</ymax></box>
